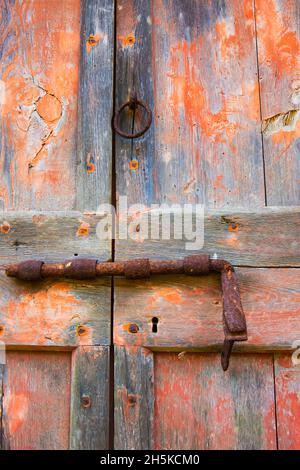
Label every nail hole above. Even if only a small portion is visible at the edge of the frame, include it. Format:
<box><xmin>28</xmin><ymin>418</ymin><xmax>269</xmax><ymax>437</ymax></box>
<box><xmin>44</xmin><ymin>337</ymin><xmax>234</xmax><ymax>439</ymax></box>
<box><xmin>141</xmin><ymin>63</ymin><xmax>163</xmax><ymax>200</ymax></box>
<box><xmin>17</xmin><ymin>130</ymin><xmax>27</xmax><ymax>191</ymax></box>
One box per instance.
<box><xmin>74</xmin><ymin>253</ymin><xmax>78</xmax><ymax>257</ymax></box>
<box><xmin>152</xmin><ymin>317</ymin><xmax>159</xmax><ymax>333</ymax></box>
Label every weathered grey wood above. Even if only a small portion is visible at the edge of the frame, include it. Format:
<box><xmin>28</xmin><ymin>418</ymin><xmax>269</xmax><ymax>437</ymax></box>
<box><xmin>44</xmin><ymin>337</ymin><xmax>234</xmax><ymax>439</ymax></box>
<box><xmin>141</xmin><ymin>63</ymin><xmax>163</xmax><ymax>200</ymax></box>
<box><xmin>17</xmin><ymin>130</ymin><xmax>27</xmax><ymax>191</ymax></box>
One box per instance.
<box><xmin>154</xmin><ymin>353</ymin><xmax>276</xmax><ymax>449</ymax></box>
<box><xmin>76</xmin><ymin>0</ymin><xmax>114</xmax><ymax>211</ymax></box>
<box><xmin>115</xmin><ymin>0</ymin><xmax>265</xmax><ymax>208</ymax></box>
<box><xmin>274</xmin><ymin>353</ymin><xmax>300</xmax><ymax>450</ymax></box>
<box><xmin>0</xmin><ymin>211</ymin><xmax>111</xmax><ymax>264</ymax></box>
<box><xmin>116</xmin><ymin>207</ymin><xmax>300</xmax><ymax>267</ymax></box>
<box><xmin>0</xmin><ymin>364</ymin><xmax>6</xmax><ymax>449</ymax></box>
<box><xmin>114</xmin><ymin>268</ymin><xmax>300</xmax><ymax>352</ymax></box>
<box><xmin>0</xmin><ymin>0</ymin><xmax>82</xmax><ymax>210</ymax></box>
<box><xmin>70</xmin><ymin>346</ymin><xmax>110</xmax><ymax>450</ymax></box>
<box><xmin>256</xmin><ymin>0</ymin><xmax>300</xmax><ymax>205</ymax></box>
<box><xmin>2</xmin><ymin>351</ymin><xmax>71</xmax><ymax>449</ymax></box>
<box><xmin>115</xmin><ymin>0</ymin><xmax>155</xmax><ymax>207</ymax></box>
<box><xmin>0</xmin><ymin>272</ymin><xmax>110</xmax><ymax>348</ymax></box>
<box><xmin>114</xmin><ymin>346</ymin><xmax>154</xmax><ymax>450</ymax></box>
<box><xmin>0</xmin><ymin>208</ymin><xmax>298</xmax><ymax>266</ymax></box>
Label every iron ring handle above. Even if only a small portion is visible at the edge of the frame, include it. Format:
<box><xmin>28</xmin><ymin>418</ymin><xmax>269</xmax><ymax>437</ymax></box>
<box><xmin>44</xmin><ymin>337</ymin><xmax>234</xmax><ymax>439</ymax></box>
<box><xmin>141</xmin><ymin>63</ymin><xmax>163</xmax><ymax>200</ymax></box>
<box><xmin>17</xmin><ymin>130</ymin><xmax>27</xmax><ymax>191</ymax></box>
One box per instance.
<box><xmin>113</xmin><ymin>95</ymin><xmax>152</xmax><ymax>139</ymax></box>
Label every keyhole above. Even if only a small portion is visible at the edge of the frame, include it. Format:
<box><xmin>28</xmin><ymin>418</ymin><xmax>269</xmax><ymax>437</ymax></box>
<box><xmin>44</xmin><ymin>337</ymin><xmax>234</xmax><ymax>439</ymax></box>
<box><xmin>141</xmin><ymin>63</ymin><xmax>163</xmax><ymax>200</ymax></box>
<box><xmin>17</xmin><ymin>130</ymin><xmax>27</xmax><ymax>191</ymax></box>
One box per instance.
<box><xmin>152</xmin><ymin>317</ymin><xmax>159</xmax><ymax>333</ymax></box>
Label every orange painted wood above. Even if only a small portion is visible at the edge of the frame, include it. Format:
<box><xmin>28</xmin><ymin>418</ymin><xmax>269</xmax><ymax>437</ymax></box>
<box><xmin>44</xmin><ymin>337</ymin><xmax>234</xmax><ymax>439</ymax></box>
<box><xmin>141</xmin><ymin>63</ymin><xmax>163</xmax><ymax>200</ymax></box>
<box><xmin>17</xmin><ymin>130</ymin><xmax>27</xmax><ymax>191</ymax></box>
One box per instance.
<box><xmin>275</xmin><ymin>353</ymin><xmax>300</xmax><ymax>450</ymax></box>
<box><xmin>256</xmin><ymin>0</ymin><xmax>300</xmax><ymax>205</ymax></box>
<box><xmin>114</xmin><ymin>268</ymin><xmax>300</xmax><ymax>351</ymax></box>
<box><xmin>2</xmin><ymin>351</ymin><xmax>71</xmax><ymax>449</ymax></box>
<box><xmin>115</xmin><ymin>0</ymin><xmax>265</xmax><ymax>208</ymax></box>
<box><xmin>0</xmin><ymin>0</ymin><xmax>81</xmax><ymax>210</ymax></box>
<box><xmin>154</xmin><ymin>353</ymin><xmax>276</xmax><ymax>450</ymax></box>
<box><xmin>0</xmin><ymin>275</ymin><xmax>110</xmax><ymax>347</ymax></box>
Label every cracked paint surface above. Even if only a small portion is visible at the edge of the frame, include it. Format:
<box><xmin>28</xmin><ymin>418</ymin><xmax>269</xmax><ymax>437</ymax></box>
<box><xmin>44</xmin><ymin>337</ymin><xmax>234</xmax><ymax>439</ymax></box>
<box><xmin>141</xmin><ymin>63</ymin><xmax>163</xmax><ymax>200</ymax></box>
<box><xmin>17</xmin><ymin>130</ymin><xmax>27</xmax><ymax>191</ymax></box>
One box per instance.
<box><xmin>0</xmin><ymin>0</ymin><xmax>81</xmax><ymax>210</ymax></box>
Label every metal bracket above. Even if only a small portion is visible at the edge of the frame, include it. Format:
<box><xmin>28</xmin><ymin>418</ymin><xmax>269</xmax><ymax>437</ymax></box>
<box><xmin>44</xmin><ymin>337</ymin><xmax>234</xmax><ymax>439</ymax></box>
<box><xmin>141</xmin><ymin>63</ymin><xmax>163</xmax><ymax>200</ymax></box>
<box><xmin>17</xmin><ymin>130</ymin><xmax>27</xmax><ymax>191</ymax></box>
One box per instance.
<box><xmin>6</xmin><ymin>255</ymin><xmax>247</xmax><ymax>371</ymax></box>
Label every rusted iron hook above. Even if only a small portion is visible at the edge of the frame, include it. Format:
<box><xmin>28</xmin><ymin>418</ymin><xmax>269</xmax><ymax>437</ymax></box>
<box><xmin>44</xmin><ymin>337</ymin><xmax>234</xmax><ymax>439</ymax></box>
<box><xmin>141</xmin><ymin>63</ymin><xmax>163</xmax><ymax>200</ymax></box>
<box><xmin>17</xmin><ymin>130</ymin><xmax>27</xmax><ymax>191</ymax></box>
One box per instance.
<box><xmin>6</xmin><ymin>255</ymin><xmax>247</xmax><ymax>371</ymax></box>
<box><xmin>113</xmin><ymin>91</ymin><xmax>152</xmax><ymax>139</ymax></box>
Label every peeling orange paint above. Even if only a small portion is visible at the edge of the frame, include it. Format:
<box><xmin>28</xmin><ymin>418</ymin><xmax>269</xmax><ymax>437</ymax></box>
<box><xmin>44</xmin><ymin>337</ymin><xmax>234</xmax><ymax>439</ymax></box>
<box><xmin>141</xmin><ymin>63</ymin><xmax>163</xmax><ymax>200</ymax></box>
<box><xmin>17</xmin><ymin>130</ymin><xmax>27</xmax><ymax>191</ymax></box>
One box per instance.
<box><xmin>6</xmin><ymin>393</ymin><xmax>29</xmax><ymax>435</ymax></box>
<box><xmin>256</xmin><ymin>0</ymin><xmax>300</xmax><ymax>79</ymax></box>
<box><xmin>36</xmin><ymin>93</ymin><xmax>62</xmax><ymax>123</ymax></box>
<box><xmin>0</xmin><ymin>0</ymin><xmax>80</xmax><ymax>209</ymax></box>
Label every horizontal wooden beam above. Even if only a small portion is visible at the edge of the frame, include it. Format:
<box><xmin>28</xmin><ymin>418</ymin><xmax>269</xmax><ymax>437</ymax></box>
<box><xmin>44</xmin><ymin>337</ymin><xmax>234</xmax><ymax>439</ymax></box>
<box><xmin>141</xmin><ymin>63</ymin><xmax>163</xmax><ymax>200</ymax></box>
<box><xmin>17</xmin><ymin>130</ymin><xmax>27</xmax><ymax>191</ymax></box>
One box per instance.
<box><xmin>114</xmin><ymin>268</ymin><xmax>300</xmax><ymax>352</ymax></box>
<box><xmin>116</xmin><ymin>206</ymin><xmax>300</xmax><ymax>267</ymax></box>
<box><xmin>0</xmin><ymin>211</ymin><xmax>111</xmax><ymax>264</ymax></box>
<box><xmin>0</xmin><ymin>274</ymin><xmax>111</xmax><ymax>347</ymax></box>
<box><xmin>0</xmin><ymin>207</ymin><xmax>299</xmax><ymax>266</ymax></box>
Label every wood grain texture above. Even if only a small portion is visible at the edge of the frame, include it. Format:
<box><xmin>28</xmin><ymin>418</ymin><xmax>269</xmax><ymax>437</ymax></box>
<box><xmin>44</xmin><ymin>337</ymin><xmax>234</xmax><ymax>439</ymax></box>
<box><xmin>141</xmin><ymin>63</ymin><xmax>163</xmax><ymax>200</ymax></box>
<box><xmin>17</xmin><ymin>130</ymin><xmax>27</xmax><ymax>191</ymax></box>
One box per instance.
<box><xmin>114</xmin><ymin>268</ymin><xmax>300</xmax><ymax>351</ymax></box>
<box><xmin>76</xmin><ymin>0</ymin><xmax>114</xmax><ymax>211</ymax></box>
<box><xmin>1</xmin><ymin>351</ymin><xmax>71</xmax><ymax>449</ymax></box>
<box><xmin>115</xmin><ymin>0</ymin><xmax>155</xmax><ymax>207</ymax></box>
<box><xmin>115</xmin><ymin>206</ymin><xmax>300</xmax><ymax>267</ymax></box>
<box><xmin>0</xmin><ymin>273</ymin><xmax>111</xmax><ymax>347</ymax></box>
<box><xmin>256</xmin><ymin>0</ymin><xmax>300</xmax><ymax>205</ymax></box>
<box><xmin>114</xmin><ymin>346</ymin><xmax>154</xmax><ymax>450</ymax></box>
<box><xmin>275</xmin><ymin>353</ymin><xmax>300</xmax><ymax>450</ymax></box>
<box><xmin>154</xmin><ymin>353</ymin><xmax>276</xmax><ymax>450</ymax></box>
<box><xmin>0</xmin><ymin>0</ymin><xmax>81</xmax><ymax>210</ymax></box>
<box><xmin>115</xmin><ymin>0</ymin><xmax>265</xmax><ymax>208</ymax></box>
<box><xmin>70</xmin><ymin>346</ymin><xmax>109</xmax><ymax>450</ymax></box>
<box><xmin>0</xmin><ymin>211</ymin><xmax>111</xmax><ymax>264</ymax></box>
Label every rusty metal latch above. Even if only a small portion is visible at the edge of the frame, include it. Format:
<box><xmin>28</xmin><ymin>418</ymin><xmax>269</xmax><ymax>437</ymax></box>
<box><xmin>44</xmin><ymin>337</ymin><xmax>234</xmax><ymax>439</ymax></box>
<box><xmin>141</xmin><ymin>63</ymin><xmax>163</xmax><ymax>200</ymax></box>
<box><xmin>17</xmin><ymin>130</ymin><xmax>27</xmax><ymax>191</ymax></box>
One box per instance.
<box><xmin>5</xmin><ymin>255</ymin><xmax>247</xmax><ymax>371</ymax></box>
<box><xmin>113</xmin><ymin>91</ymin><xmax>152</xmax><ymax>139</ymax></box>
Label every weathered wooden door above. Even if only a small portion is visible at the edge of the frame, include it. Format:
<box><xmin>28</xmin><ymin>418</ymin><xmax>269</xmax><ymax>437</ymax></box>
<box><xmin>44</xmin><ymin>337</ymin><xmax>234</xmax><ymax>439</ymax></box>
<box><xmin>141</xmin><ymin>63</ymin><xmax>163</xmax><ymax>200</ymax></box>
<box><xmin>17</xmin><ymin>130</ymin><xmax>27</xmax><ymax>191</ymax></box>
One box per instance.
<box><xmin>0</xmin><ymin>0</ymin><xmax>114</xmax><ymax>449</ymax></box>
<box><xmin>1</xmin><ymin>0</ymin><xmax>300</xmax><ymax>451</ymax></box>
<box><xmin>113</xmin><ymin>0</ymin><xmax>300</xmax><ymax>450</ymax></box>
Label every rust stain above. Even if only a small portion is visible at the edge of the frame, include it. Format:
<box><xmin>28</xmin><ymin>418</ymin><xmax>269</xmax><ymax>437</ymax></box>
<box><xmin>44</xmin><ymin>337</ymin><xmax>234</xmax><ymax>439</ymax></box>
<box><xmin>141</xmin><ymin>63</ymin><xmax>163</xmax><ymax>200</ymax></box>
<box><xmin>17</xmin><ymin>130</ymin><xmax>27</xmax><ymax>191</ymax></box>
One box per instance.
<box><xmin>77</xmin><ymin>221</ymin><xmax>90</xmax><ymax>237</ymax></box>
<box><xmin>87</xmin><ymin>163</ymin><xmax>95</xmax><ymax>173</ymax></box>
<box><xmin>86</xmin><ymin>33</ymin><xmax>103</xmax><ymax>54</ymax></box>
<box><xmin>118</xmin><ymin>33</ymin><xmax>136</xmax><ymax>47</ymax></box>
<box><xmin>228</xmin><ymin>222</ymin><xmax>239</xmax><ymax>232</ymax></box>
<box><xmin>0</xmin><ymin>221</ymin><xmax>11</xmax><ymax>234</ymax></box>
<box><xmin>0</xmin><ymin>325</ymin><xmax>4</xmax><ymax>335</ymax></box>
<box><xmin>76</xmin><ymin>324</ymin><xmax>88</xmax><ymax>337</ymax></box>
<box><xmin>129</xmin><ymin>159</ymin><xmax>139</xmax><ymax>171</ymax></box>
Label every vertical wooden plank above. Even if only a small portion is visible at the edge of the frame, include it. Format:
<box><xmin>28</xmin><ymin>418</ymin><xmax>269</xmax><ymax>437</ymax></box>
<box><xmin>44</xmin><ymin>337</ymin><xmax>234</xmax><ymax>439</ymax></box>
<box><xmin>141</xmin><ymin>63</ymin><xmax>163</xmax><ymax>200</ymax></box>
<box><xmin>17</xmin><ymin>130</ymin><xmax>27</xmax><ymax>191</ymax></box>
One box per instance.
<box><xmin>275</xmin><ymin>353</ymin><xmax>300</xmax><ymax>450</ymax></box>
<box><xmin>70</xmin><ymin>346</ymin><xmax>110</xmax><ymax>450</ymax></box>
<box><xmin>115</xmin><ymin>0</ymin><xmax>265</xmax><ymax>208</ymax></box>
<box><xmin>154</xmin><ymin>353</ymin><xmax>276</xmax><ymax>450</ymax></box>
<box><xmin>0</xmin><ymin>0</ymin><xmax>81</xmax><ymax>210</ymax></box>
<box><xmin>115</xmin><ymin>0</ymin><xmax>155</xmax><ymax>206</ymax></box>
<box><xmin>0</xmin><ymin>364</ymin><xmax>6</xmax><ymax>449</ymax></box>
<box><xmin>114</xmin><ymin>346</ymin><xmax>154</xmax><ymax>450</ymax></box>
<box><xmin>256</xmin><ymin>0</ymin><xmax>300</xmax><ymax>205</ymax></box>
<box><xmin>1</xmin><ymin>351</ymin><xmax>71</xmax><ymax>450</ymax></box>
<box><xmin>76</xmin><ymin>0</ymin><xmax>114</xmax><ymax>211</ymax></box>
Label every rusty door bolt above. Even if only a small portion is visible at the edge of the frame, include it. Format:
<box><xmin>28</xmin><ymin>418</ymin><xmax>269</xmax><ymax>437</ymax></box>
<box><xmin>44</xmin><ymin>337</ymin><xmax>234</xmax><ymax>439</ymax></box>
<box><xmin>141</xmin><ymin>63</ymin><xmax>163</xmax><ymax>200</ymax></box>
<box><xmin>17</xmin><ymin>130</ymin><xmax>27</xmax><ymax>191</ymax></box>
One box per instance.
<box><xmin>5</xmin><ymin>255</ymin><xmax>247</xmax><ymax>371</ymax></box>
<box><xmin>81</xmin><ymin>394</ymin><xmax>92</xmax><ymax>408</ymax></box>
<box><xmin>128</xmin><ymin>323</ymin><xmax>139</xmax><ymax>334</ymax></box>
